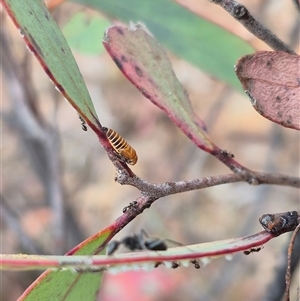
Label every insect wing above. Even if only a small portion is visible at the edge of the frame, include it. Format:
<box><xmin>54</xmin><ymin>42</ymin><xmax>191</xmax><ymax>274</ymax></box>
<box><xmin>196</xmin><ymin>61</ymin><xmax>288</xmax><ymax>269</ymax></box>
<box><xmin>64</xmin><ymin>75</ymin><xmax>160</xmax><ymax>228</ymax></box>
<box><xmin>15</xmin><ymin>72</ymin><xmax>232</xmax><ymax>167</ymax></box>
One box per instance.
<box><xmin>107</xmin><ymin>240</ymin><xmax>121</xmax><ymax>255</ymax></box>
<box><xmin>144</xmin><ymin>238</ymin><xmax>168</xmax><ymax>251</ymax></box>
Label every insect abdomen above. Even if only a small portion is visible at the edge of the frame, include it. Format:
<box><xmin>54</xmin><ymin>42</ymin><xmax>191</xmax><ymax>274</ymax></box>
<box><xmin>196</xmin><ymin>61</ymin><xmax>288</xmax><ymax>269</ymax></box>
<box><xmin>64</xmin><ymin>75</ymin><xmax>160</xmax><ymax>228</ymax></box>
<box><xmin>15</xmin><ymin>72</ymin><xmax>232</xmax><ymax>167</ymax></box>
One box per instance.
<box><xmin>105</xmin><ymin>128</ymin><xmax>138</xmax><ymax>165</ymax></box>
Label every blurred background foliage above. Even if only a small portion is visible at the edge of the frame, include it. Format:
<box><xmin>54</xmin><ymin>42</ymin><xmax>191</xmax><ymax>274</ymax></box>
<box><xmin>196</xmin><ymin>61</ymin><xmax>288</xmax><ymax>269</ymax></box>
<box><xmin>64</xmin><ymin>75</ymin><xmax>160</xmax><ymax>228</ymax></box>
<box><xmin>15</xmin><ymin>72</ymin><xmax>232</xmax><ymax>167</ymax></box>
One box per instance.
<box><xmin>1</xmin><ymin>0</ymin><xmax>299</xmax><ymax>300</ymax></box>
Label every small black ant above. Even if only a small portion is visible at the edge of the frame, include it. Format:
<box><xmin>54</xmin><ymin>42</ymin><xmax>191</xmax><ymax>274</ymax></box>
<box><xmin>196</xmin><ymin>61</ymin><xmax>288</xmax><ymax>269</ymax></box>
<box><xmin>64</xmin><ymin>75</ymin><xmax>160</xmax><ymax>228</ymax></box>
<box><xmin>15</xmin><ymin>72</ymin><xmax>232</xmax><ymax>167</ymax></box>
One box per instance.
<box><xmin>220</xmin><ymin>150</ymin><xmax>234</xmax><ymax>158</ymax></box>
<box><xmin>78</xmin><ymin>115</ymin><xmax>87</xmax><ymax>131</ymax></box>
<box><xmin>191</xmin><ymin>259</ymin><xmax>201</xmax><ymax>269</ymax></box>
<box><xmin>171</xmin><ymin>262</ymin><xmax>180</xmax><ymax>269</ymax></box>
<box><xmin>107</xmin><ymin>229</ymin><xmax>180</xmax><ymax>256</ymax></box>
<box><xmin>154</xmin><ymin>262</ymin><xmax>163</xmax><ymax>268</ymax></box>
<box><xmin>122</xmin><ymin>201</ymin><xmax>138</xmax><ymax>213</ymax></box>
<box><xmin>243</xmin><ymin>246</ymin><xmax>263</xmax><ymax>255</ymax></box>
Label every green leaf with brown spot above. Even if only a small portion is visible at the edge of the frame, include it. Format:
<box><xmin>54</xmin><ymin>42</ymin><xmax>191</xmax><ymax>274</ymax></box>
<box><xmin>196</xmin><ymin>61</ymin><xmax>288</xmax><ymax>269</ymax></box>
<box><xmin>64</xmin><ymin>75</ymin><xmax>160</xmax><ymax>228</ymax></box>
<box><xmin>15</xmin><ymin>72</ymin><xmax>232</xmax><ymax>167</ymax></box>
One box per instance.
<box><xmin>103</xmin><ymin>24</ymin><xmax>216</xmax><ymax>152</ymax></box>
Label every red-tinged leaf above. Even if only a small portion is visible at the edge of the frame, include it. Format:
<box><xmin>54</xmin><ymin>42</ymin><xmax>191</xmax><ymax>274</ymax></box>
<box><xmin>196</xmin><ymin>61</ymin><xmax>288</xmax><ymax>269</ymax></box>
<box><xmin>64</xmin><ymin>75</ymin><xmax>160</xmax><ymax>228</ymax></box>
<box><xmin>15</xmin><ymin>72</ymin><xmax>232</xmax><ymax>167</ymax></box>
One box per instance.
<box><xmin>235</xmin><ymin>51</ymin><xmax>300</xmax><ymax>130</ymax></box>
<box><xmin>1</xmin><ymin>231</ymin><xmax>274</xmax><ymax>273</ymax></box>
<box><xmin>103</xmin><ymin>24</ymin><xmax>216</xmax><ymax>153</ymax></box>
<box><xmin>15</xmin><ymin>227</ymin><xmax>112</xmax><ymax>301</ymax></box>
<box><xmin>1</xmin><ymin>0</ymin><xmax>101</xmax><ymax>133</ymax></box>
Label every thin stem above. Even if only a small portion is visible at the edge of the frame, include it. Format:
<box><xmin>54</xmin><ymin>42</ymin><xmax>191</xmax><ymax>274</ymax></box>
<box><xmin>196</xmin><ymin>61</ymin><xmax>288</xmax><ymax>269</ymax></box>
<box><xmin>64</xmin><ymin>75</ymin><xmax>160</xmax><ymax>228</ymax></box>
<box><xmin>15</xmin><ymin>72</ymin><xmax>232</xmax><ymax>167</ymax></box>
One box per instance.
<box><xmin>209</xmin><ymin>0</ymin><xmax>296</xmax><ymax>54</ymax></box>
<box><xmin>284</xmin><ymin>224</ymin><xmax>300</xmax><ymax>301</ymax></box>
<box><xmin>116</xmin><ymin>172</ymin><xmax>300</xmax><ymax>198</ymax></box>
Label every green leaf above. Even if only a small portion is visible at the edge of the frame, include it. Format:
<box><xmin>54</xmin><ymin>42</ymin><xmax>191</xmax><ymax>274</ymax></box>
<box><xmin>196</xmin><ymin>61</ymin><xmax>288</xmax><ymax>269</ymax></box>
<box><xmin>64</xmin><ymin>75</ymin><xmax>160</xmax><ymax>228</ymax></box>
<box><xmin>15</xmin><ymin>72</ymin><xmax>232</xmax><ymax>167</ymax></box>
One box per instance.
<box><xmin>62</xmin><ymin>12</ymin><xmax>109</xmax><ymax>55</ymax></box>
<box><xmin>19</xmin><ymin>271</ymin><xmax>103</xmax><ymax>301</ymax></box>
<box><xmin>2</xmin><ymin>0</ymin><xmax>101</xmax><ymax>131</ymax></box>
<box><xmin>16</xmin><ymin>228</ymin><xmax>111</xmax><ymax>301</ymax></box>
<box><xmin>73</xmin><ymin>0</ymin><xmax>254</xmax><ymax>90</ymax></box>
<box><xmin>103</xmin><ymin>24</ymin><xmax>215</xmax><ymax>152</ymax></box>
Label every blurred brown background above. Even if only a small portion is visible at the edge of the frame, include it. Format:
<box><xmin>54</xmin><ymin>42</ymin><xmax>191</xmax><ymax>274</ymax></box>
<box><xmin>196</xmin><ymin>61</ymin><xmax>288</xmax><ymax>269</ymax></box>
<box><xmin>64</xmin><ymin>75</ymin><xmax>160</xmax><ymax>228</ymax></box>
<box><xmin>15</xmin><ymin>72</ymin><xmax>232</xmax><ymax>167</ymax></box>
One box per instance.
<box><xmin>1</xmin><ymin>0</ymin><xmax>299</xmax><ymax>300</ymax></box>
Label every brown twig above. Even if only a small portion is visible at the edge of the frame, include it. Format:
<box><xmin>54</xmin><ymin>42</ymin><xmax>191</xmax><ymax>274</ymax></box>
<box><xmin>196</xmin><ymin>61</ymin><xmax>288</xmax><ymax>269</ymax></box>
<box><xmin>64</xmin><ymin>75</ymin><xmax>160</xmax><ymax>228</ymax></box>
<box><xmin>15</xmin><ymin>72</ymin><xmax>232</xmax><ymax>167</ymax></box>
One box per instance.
<box><xmin>88</xmin><ymin>167</ymin><xmax>299</xmax><ymax>249</ymax></box>
<box><xmin>93</xmin><ymin>172</ymin><xmax>299</xmax><ymax>254</ymax></box>
<box><xmin>209</xmin><ymin>0</ymin><xmax>296</xmax><ymax>54</ymax></box>
<box><xmin>263</xmin><ymin>224</ymin><xmax>300</xmax><ymax>301</ymax></box>
<box><xmin>284</xmin><ymin>223</ymin><xmax>300</xmax><ymax>301</ymax></box>
<box><xmin>116</xmin><ymin>172</ymin><xmax>299</xmax><ymax>198</ymax></box>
